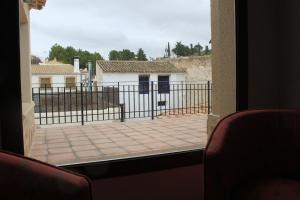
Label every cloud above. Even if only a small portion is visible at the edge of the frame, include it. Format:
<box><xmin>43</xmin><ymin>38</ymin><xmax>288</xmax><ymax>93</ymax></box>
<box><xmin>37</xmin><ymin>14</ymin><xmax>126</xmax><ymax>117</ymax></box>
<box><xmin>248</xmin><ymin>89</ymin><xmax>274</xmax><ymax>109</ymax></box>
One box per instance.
<box><xmin>30</xmin><ymin>0</ymin><xmax>211</xmax><ymax>60</ymax></box>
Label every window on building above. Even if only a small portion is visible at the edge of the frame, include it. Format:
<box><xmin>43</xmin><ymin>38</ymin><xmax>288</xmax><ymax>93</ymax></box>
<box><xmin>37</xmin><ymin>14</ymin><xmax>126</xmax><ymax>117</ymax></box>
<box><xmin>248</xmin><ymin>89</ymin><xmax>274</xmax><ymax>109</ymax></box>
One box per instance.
<box><xmin>158</xmin><ymin>75</ymin><xmax>170</xmax><ymax>94</ymax></box>
<box><xmin>40</xmin><ymin>77</ymin><xmax>52</xmax><ymax>88</ymax></box>
<box><xmin>139</xmin><ymin>75</ymin><xmax>150</xmax><ymax>94</ymax></box>
<box><xmin>65</xmin><ymin>77</ymin><xmax>76</xmax><ymax>88</ymax></box>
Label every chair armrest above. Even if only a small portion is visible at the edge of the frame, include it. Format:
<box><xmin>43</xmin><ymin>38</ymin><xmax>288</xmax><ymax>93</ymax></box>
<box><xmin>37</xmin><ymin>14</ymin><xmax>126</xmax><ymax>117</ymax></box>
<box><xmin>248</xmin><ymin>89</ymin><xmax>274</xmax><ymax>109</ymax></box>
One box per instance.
<box><xmin>205</xmin><ymin>110</ymin><xmax>285</xmax><ymax>200</ymax></box>
<box><xmin>0</xmin><ymin>151</ymin><xmax>92</xmax><ymax>200</ymax></box>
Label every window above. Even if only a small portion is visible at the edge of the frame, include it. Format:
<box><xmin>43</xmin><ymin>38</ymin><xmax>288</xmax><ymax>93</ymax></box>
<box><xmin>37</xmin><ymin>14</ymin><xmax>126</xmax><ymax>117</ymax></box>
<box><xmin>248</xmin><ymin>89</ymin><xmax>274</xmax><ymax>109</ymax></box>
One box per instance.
<box><xmin>40</xmin><ymin>77</ymin><xmax>51</xmax><ymax>88</ymax></box>
<box><xmin>139</xmin><ymin>75</ymin><xmax>149</xmax><ymax>94</ymax></box>
<box><xmin>158</xmin><ymin>101</ymin><xmax>166</xmax><ymax>106</ymax></box>
<box><xmin>22</xmin><ymin>0</ymin><xmax>214</xmax><ymax>171</ymax></box>
<box><xmin>158</xmin><ymin>76</ymin><xmax>170</xmax><ymax>94</ymax></box>
<box><xmin>65</xmin><ymin>77</ymin><xmax>76</xmax><ymax>88</ymax></box>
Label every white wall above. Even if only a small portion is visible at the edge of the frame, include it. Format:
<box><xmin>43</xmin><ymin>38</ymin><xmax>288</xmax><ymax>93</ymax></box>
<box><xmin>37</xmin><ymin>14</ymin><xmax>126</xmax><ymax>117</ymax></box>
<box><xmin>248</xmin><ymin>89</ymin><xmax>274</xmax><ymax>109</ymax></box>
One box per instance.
<box><xmin>32</xmin><ymin>74</ymin><xmax>82</xmax><ymax>92</ymax></box>
<box><xmin>96</xmin><ymin>73</ymin><xmax>191</xmax><ymax>118</ymax></box>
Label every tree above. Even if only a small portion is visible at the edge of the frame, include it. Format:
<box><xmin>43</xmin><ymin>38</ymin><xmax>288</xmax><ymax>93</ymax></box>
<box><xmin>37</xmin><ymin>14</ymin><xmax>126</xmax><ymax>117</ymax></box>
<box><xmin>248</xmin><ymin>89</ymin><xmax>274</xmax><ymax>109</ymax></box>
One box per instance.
<box><xmin>194</xmin><ymin>43</ymin><xmax>203</xmax><ymax>56</ymax></box>
<box><xmin>109</xmin><ymin>50</ymin><xmax>120</xmax><ymax>60</ymax></box>
<box><xmin>31</xmin><ymin>55</ymin><xmax>42</xmax><ymax>64</ymax></box>
<box><xmin>109</xmin><ymin>49</ymin><xmax>136</xmax><ymax>60</ymax></box>
<box><xmin>136</xmin><ymin>48</ymin><xmax>147</xmax><ymax>61</ymax></box>
<box><xmin>120</xmin><ymin>49</ymin><xmax>136</xmax><ymax>60</ymax></box>
<box><xmin>165</xmin><ymin>42</ymin><xmax>171</xmax><ymax>58</ymax></box>
<box><xmin>204</xmin><ymin>45</ymin><xmax>211</xmax><ymax>55</ymax></box>
<box><xmin>172</xmin><ymin>42</ymin><xmax>191</xmax><ymax>57</ymax></box>
<box><xmin>48</xmin><ymin>44</ymin><xmax>103</xmax><ymax>75</ymax></box>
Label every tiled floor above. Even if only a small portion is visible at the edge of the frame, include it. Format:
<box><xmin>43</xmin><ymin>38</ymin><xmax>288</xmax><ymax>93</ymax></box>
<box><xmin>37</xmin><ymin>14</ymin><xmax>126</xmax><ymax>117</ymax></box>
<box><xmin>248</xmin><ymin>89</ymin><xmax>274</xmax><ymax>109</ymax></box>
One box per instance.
<box><xmin>29</xmin><ymin>114</ymin><xmax>208</xmax><ymax>165</ymax></box>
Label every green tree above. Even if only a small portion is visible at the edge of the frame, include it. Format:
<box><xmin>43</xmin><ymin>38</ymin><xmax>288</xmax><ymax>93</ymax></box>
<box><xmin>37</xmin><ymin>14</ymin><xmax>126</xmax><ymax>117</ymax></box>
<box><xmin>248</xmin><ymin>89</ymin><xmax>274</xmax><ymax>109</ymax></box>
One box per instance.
<box><xmin>136</xmin><ymin>48</ymin><xmax>147</xmax><ymax>61</ymax></box>
<box><xmin>48</xmin><ymin>44</ymin><xmax>103</xmax><ymax>75</ymax></box>
<box><xmin>204</xmin><ymin>45</ymin><xmax>211</xmax><ymax>55</ymax></box>
<box><xmin>120</xmin><ymin>49</ymin><xmax>136</xmax><ymax>60</ymax></box>
<box><xmin>165</xmin><ymin>42</ymin><xmax>171</xmax><ymax>58</ymax></box>
<box><xmin>109</xmin><ymin>50</ymin><xmax>120</xmax><ymax>60</ymax></box>
<box><xmin>194</xmin><ymin>43</ymin><xmax>203</xmax><ymax>56</ymax></box>
<box><xmin>172</xmin><ymin>42</ymin><xmax>191</xmax><ymax>57</ymax></box>
<box><xmin>109</xmin><ymin>49</ymin><xmax>136</xmax><ymax>60</ymax></box>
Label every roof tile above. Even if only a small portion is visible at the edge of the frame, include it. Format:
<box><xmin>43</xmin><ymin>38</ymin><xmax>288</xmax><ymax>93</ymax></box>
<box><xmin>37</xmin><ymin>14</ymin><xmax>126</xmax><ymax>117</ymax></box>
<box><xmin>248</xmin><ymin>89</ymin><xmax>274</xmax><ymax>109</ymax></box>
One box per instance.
<box><xmin>97</xmin><ymin>60</ymin><xmax>186</xmax><ymax>73</ymax></box>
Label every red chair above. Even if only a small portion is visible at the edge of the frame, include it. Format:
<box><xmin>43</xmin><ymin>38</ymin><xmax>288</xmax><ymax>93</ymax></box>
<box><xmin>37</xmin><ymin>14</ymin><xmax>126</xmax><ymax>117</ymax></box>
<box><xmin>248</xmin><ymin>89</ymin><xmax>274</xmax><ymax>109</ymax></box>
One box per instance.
<box><xmin>0</xmin><ymin>150</ymin><xmax>92</xmax><ymax>200</ymax></box>
<box><xmin>205</xmin><ymin>110</ymin><xmax>300</xmax><ymax>200</ymax></box>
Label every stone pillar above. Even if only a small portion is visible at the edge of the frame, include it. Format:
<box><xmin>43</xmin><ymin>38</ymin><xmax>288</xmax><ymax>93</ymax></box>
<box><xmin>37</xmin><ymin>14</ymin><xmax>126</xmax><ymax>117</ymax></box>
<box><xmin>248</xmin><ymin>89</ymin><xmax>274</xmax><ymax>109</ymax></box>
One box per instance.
<box><xmin>20</xmin><ymin>3</ymin><xmax>35</xmax><ymax>155</ymax></box>
<box><xmin>207</xmin><ymin>0</ymin><xmax>236</xmax><ymax>136</ymax></box>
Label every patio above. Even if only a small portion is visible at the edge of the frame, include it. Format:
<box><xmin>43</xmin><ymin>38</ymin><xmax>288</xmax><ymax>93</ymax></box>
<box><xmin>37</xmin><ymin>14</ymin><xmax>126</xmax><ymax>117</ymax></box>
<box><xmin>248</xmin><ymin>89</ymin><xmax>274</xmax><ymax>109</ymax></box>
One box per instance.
<box><xmin>29</xmin><ymin>114</ymin><xmax>208</xmax><ymax>166</ymax></box>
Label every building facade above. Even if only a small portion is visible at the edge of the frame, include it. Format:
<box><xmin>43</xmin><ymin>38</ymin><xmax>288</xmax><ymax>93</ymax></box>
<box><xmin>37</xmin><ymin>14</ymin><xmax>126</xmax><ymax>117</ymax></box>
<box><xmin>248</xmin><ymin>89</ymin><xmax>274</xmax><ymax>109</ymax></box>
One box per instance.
<box><xmin>32</xmin><ymin>58</ymin><xmax>87</xmax><ymax>91</ymax></box>
<box><xmin>96</xmin><ymin>60</ymin><xmax>188</xmax><ymax>118</ymax></box>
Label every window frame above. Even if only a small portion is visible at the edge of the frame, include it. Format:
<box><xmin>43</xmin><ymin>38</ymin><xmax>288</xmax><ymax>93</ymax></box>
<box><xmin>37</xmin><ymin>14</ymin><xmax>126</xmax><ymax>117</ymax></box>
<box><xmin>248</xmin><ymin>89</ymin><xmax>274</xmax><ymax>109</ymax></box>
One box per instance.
<box><xmin>65</xmin><ymin>76</ymin><xmax>76</xmax><ymax>88</ymax></box>
<box><xmin>2</xmin><ymin>0</ymin><xmax>248</xmax><ymax>179</ymax></box>
<box><xmin>39</xmin><ymin>77</ymin><xmax>52</xmax><ymax>89</ymax></box>
<box><xmin>138</xmin><ymin>75</ymin><xmax>150</xmax><ymax>94</ymax></box>
<box><xmin>158</xmin><ymin>75</ymin><xmax>170</xmax><ymax>94</ymax></box>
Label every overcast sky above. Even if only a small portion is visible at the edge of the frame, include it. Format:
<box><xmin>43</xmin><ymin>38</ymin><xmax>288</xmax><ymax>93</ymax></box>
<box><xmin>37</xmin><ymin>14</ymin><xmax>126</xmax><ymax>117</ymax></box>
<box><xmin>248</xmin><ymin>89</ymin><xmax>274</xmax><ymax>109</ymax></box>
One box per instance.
<box><xmin>30</xmin><ymin>0</ymin><xmax>211</xmax><ymax>60</ymax></box>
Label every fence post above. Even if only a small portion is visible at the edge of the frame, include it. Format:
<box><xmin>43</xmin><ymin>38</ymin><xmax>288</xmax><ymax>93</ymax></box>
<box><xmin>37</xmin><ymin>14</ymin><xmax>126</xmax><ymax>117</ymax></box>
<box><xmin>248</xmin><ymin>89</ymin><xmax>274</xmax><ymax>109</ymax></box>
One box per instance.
<box><xmin>80</xmin><ymin>83</ymin><xmax>84</xmax><ymax>125</ymax></box>
<box><xmin>151</xmin><ymin>81</ymin><xmax>154</xmax><ymax>120</ymax></box>
<box><xmin>120</xmin><ymin>103</ymin><xmax>125</xmax><ymax>122</ymax></box>
<box><xmin>207</xmin><ymin>81</ymin><xmax>211</xmax><ymax>114</ymax></box>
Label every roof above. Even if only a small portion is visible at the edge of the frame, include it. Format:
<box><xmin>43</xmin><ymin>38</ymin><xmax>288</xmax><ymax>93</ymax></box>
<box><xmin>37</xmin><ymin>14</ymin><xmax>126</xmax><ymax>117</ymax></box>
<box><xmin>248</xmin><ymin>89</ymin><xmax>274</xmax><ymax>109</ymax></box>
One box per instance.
<box><xmin>32</xmin><ymin>64</ymin><xmax>76</xmax><ymax>75</ymax></box>
<box><xmin>29</xmin><ymin>0</ymin><xmax>47</xmax><ymax>10</ymax></box>
<box><xmin>97</xmin><ymin>60</ymin><xmax>186</xmax><ymax>73</ymax></box>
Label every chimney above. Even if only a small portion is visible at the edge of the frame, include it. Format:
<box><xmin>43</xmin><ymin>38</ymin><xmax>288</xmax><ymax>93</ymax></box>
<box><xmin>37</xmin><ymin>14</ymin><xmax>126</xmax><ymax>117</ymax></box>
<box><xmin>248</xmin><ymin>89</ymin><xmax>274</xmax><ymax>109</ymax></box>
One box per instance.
<box><xmin>74</xmin><ymin>56</ymin><xmax>80</xmax><ymax>73</ymax></box>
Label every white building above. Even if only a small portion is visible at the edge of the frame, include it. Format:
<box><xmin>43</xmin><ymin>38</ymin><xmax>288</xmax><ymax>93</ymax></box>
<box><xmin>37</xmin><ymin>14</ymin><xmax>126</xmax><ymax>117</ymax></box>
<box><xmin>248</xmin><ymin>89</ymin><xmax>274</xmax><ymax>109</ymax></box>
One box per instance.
<box><xmin>32</xmin><ymin>57</ymin><xmax>87</xmax><ymax>91</ymax></box>
<box><xmin>96</xmin><ymin>60</ymin><xmax>187</xmax><ymax>118</ymax></box>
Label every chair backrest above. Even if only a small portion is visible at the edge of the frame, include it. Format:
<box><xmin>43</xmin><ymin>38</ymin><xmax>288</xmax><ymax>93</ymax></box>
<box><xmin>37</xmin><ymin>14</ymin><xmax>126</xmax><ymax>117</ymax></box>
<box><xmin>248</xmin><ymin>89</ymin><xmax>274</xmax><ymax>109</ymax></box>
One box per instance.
<box><xmin>0</xmin><ymin>151</ymin><xmax>92</xmax><ymax>200</ymax></box>
<box><xmin>205</xmin><ymin>110</ymin><xmax>300</xmax><ymax>200</ymax></box>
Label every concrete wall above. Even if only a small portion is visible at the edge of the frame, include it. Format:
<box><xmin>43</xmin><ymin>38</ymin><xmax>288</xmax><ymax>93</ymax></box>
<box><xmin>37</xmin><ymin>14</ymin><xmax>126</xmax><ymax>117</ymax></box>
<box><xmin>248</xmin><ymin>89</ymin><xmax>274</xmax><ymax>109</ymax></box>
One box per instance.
<box><xmin>20</xmin><ymin>1</ymin><xmax>34</xmax><ymax>155</ymax></box>
<box><xmin>99</xmin><ymin>73</ymin><xmax>187</xmax><ymax>118</ymax></box>
<box><xmin>162</xmin><ymin>56</ymin><xmax>212</xmax><ymax>82</ymax></box>
<box><xmin>207</xmin><ymin>0</ymin><xmax>236</xmax><ymax>136</ymax></box>
<box><xmin>32</xmin><ymin>74</ymin><xmax>82</xmax><ymax>90</ymax></box>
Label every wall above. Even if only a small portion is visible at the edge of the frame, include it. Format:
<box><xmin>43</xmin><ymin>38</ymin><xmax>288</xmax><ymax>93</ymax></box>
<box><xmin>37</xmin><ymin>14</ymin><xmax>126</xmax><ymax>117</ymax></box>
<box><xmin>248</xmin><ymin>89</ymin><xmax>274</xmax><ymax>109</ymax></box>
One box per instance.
<box><xmin>279</xmin><ymin>1</ymin><xmax>300</xmax><ymax>109</ymax></box>
<box><xmin>93</xmin><ymin>164</ymin><xmax>204</xmax><ymax>200</ymax></box>
<box><xmin>247</xmin><ymin>0</ymin><xmax>282</xmax><ymax>109</ymax></box>
<box><xmin>162</xmin><ymin>56</ymin><xmax>212</xmax><ymax>82</ymax></box>
<box><xmin>100</xmin><ymin>73</ymin><xmax>187</xmax><ymax>118</ymax></box>
<box><xmin>32</xmin><ymin>74</ymin><xmax>81</xmax><ymax>89</ymax></box>
<box><xmin>207</xmin><ymin>0</ymin><xmax>236</xmax><ymax>135</ymax></box>
<box><xmin>20</xmin><ymin>1</ymin><xmax>34</xmax><ymax>155</ymax></box>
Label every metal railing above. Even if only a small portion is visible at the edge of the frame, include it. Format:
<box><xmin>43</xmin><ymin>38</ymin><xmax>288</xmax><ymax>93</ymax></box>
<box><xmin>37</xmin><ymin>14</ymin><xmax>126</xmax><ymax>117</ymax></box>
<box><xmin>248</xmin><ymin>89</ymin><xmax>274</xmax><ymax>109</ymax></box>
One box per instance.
<box><xmin>32</xmin><ymin>81</ymin><xmax>212</xmax><ymax>125</ymax></box>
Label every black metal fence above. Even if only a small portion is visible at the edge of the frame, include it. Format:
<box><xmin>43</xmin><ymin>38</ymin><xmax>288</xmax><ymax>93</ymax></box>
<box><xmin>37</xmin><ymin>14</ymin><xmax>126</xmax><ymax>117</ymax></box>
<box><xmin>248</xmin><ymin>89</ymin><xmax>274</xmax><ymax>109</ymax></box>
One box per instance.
<box><xmin>32</xmin><ymin>81</ymin><xmax>212</xmax><ymax>125</ymax></box>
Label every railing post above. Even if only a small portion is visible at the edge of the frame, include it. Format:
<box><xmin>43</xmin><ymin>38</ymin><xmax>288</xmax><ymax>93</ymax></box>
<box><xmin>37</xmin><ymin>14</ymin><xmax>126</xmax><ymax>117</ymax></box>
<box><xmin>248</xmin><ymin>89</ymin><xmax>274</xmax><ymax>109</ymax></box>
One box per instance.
<box><xmin>207</xmin><ymin>81</ymin><xmax>211</xmax><ymax>114</ymax></box>
<box><xmin>151</xmin><ymin>81</ymin><xmax>154</xmax><ymax>120</ymax></box>
<box><xmin>120</xmin><ymin>103</ymin><xmax>125</xmax><ymax>122</ymax></box>
<box><xmin>80</xmin><ymin>83</ymin><xmax>84</xmax><ymax>125</ymax></box>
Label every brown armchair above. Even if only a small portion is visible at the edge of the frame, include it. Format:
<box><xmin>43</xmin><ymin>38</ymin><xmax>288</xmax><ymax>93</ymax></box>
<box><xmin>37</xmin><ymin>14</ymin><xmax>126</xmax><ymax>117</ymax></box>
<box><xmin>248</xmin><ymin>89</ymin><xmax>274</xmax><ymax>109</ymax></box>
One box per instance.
<box><xmin>0</xmin><ymin>150</ymin><xmax>92</xmax><ymax>200</ymax></box>
<box><xmin>205</xmin><ymin>110</ymin><xmax>300</xmax><ymax>200</ymax></box>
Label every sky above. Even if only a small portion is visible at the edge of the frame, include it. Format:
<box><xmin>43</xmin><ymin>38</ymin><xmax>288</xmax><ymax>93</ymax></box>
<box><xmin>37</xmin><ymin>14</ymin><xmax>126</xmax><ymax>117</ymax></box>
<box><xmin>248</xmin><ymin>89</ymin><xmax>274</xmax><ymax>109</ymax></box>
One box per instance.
<box><xmin>30</xmin><ymin>0</ymin><xmax>211</xmax><ymax>60</ymax></box>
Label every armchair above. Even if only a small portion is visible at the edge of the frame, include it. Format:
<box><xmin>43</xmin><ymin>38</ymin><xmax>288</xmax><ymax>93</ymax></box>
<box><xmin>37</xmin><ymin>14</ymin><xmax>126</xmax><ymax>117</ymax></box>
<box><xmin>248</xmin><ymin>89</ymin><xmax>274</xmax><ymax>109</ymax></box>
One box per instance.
<box><xmin>205</xmin><ymin>110</ymin><xmax>300</xmax><ymax>200</ymax></box>
<box><xmin>0</xmin><ymin>150</ymin><xmax>92</xmax><ymax>200</ymax></box>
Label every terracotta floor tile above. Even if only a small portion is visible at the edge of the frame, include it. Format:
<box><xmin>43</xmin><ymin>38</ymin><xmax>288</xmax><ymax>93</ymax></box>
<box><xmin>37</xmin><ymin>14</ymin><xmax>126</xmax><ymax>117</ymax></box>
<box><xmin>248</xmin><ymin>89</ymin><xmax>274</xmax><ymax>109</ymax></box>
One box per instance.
<box><xmin>48</xmin><ymin>147</ymin><xmax>73</xmax><ymax>154</ymax></box>
<box><xmin>101</xmin><ymin>147</ymin><xmax>128</xmax><ymax>155</ymax></box>
<box><xmin>75</xmin><ymin>150</ymin><xmax>100</xmax><ymax>158</ymax></box>
<box><xmin>124</xmin><ymin>145</ymin><xmax>150</xmax><ymax>153</ymax></box>
<box><xmin>47</xmin><ymin>138</ymin><xmax>68</xmax><ymax>144</ymax></box>
<box><xmin>31</xmin><ymin>115</ymin><xmax>208</xmax><ymax>165</ymax></box>
<box><xmin>48</xmin><ymin>153</ymin><xmax>76</xmax><ymax>164</ymax></box>
<box><xmin>70</xmin><ymin>140</ymin><xmax>92</xmax><ymax>146</ymax></box>
<box><xmin>92</xmin><ymin>138</ymin><xmax>112</xmax><ymax>144</ymax></box>
<box><xmin>47</xmin><ymin>142</ymin><xmax>70</xmax><ymax>148</ymax></box>
<box><xmin>95</xmin><ymin>142</ymin><xmax>118</xmax><ymax>149</ymax></box>
<box><xmin>72</xmin><ymin>145</ymin><xmax>96</xmax><ymax>152</ymax></box>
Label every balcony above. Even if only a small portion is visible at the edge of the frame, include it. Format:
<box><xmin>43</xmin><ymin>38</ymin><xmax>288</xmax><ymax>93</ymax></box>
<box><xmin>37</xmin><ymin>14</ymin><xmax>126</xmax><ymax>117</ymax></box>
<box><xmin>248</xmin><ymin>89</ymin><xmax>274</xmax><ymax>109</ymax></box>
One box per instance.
<box><xmin>29</xmin><ymin>81</ymin><xmax>211</xmax><ymax>165</ymax></box>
